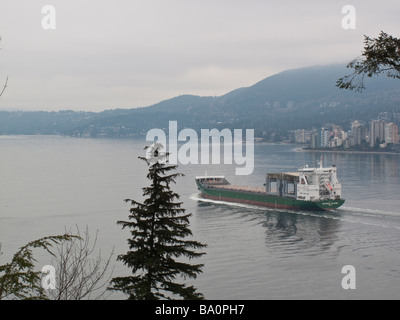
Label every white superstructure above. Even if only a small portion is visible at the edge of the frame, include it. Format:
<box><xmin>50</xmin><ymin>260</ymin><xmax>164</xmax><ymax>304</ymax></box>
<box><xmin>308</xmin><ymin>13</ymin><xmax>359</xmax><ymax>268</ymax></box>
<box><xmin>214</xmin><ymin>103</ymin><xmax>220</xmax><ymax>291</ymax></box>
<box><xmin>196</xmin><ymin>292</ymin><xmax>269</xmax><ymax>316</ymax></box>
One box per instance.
<box><xmin>296</xmin><ymin>158</ymin><xmax>342</xmax><ymax>202</ymax></box>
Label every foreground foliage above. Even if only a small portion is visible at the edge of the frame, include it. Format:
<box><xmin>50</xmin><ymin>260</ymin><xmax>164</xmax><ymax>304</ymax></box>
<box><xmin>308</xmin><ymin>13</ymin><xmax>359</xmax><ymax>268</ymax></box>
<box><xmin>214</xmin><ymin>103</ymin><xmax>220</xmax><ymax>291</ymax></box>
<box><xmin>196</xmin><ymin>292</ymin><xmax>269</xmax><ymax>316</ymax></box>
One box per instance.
<box><xmin>337</xmin><ymin>31</ymin><xmax>400</xmax><ymax>92</ymax></box>
<box><xmin>110</xmin><ymin>144</ymin><xmax>207</xmax><ymax>300</ymax></box>
<box><xmin>0</xmin><ymin>235</ymin><xmax>77</xmax><ymax>300</ymax></box>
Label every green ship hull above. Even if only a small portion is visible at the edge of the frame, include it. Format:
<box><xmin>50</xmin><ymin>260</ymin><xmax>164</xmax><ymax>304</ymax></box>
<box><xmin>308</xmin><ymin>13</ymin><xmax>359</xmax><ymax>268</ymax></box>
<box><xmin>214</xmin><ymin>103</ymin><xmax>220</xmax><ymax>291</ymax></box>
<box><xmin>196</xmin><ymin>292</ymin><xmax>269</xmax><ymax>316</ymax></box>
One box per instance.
<box><xmin>196</xmin><ymin>181</ymin><xmax>345</xmax><ymax>211</ymax></box>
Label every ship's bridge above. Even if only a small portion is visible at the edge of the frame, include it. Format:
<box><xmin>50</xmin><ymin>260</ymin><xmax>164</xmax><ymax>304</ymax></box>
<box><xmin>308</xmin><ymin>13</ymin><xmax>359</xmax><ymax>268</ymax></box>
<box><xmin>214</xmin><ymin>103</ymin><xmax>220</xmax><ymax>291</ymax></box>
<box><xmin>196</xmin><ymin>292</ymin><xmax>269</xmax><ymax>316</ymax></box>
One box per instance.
<box><xmin>296</xmin><ymin>164</ymin><xmax>342</xmax><ymax>201</ymax></box>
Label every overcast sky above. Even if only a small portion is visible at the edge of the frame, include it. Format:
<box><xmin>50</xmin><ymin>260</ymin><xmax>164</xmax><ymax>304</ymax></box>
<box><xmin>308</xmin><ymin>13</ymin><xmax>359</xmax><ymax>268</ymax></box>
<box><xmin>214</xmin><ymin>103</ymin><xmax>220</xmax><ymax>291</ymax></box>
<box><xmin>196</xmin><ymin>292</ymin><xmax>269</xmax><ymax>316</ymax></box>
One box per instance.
<box><xmin>0</xmin><ymin>0</ymin><xmax>399</xmax><ymax>111</ymax></box>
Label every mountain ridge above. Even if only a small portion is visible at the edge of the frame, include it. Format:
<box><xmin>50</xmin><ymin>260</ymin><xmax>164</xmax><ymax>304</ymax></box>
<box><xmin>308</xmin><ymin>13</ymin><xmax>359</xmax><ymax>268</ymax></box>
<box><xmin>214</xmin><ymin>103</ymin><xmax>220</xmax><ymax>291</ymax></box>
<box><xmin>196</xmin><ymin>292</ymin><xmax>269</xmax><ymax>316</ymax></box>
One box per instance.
<box><xmin>1</xmin><ymin>63</ymin><xmax>399</xmax><ymax>138</ymax></box>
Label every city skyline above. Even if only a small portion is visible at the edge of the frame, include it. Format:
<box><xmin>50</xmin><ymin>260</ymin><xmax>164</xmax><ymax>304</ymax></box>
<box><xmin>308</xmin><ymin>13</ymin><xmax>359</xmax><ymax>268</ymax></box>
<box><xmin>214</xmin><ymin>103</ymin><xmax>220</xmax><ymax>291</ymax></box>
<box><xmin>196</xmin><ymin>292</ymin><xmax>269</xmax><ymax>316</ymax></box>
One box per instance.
<box><xmin>291</xmin><ymin>117</ymin><xmax>400</xmax><ymax>150</ymax></box>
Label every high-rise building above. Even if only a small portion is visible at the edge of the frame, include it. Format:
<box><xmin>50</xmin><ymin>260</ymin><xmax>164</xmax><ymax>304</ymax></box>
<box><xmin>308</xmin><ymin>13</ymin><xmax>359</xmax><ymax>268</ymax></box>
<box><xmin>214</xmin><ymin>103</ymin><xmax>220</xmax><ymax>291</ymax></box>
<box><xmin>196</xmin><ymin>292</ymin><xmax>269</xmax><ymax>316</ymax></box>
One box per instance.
<box><xmin>351</xmin><ymin>121</ymin><xmax>367</xmax><ymax>146</ymax></box>
<box><xmin>310</xmin><ymin>131</ymin><xmax>320</xmax><ymax>149</ymax></box>
<box><xmin>320</xmin><ymin>127</ymin><xmax>330</xmax><ymax>148</ymax></box>
<box><xmin>369</xmin><ymin>120</ymin><xmax>385</xmax><ymax>147</ymax></box>
<box><xmin>385</xmin><ymin>122</ymin><xmax>399</xmax><ymax>144</ymax></box>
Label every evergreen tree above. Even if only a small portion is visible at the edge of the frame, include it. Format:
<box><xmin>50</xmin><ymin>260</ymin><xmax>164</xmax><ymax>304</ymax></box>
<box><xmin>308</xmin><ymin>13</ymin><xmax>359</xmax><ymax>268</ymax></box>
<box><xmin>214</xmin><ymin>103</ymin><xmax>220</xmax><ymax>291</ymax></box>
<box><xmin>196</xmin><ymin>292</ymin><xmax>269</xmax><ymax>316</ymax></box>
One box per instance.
<box><xmin>111</xmin><ymin>144</ymin><xmax>206</xmax><ymax>300</ymax></box>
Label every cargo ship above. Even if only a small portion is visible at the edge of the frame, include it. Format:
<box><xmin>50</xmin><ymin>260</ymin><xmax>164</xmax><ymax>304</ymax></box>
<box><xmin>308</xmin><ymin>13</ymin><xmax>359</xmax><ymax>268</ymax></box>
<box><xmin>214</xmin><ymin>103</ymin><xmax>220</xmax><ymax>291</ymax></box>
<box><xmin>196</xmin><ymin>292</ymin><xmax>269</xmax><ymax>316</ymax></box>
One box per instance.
<box><xmin>195</xmin><ymin>160</ymin><xmax>345</xmax><ymax>211</ymax></box>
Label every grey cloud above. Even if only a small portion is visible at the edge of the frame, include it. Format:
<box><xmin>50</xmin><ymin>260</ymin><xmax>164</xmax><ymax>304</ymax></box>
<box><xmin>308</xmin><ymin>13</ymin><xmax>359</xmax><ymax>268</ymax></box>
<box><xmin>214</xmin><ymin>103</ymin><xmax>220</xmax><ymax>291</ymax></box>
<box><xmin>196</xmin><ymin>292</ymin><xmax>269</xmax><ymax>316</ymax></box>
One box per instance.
<box><xmin>0</xmin><ymin>0</ymin><xmax>399</xmax><ymax>111</ymax></box>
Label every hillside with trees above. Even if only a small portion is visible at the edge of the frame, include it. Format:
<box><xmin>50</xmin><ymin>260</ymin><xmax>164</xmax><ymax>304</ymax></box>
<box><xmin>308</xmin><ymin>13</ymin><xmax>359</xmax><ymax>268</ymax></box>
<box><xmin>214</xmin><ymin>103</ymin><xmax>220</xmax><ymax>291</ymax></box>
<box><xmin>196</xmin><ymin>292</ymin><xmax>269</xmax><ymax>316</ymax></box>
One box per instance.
<box><xmin>1</xmin><ymin>63</ymin><xmax>399</xmax><ymax>140</ymax></box>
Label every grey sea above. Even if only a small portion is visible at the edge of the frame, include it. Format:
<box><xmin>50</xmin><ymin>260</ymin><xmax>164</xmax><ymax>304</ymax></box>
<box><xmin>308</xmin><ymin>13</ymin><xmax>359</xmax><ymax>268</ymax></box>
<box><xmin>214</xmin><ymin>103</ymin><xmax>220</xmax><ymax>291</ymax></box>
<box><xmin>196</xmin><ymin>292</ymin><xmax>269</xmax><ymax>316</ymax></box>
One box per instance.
<box><xmin>1</xmin><ymin>135</ymin><xmax>400</xmax><ymax>300</ymax></box>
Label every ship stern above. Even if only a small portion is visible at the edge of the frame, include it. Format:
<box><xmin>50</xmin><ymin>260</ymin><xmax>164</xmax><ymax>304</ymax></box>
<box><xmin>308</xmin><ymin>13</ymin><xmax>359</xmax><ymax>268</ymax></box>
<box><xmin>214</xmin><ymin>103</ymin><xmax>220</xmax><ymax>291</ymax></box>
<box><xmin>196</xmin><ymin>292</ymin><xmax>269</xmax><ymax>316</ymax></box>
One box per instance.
<box><xmin>315</xmin><ymin>198</ymin><xmax>345</xmax><ymax>210</ymax></box>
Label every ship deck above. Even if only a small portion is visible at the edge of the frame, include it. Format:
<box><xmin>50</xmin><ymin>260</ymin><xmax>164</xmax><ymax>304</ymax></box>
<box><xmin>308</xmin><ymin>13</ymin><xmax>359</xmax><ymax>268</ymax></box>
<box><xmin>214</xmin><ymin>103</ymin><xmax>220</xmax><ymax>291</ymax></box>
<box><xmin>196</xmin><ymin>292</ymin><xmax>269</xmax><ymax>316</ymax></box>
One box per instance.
<box><xmin>211</xmin><ymin>184</ymin><xmax>266</xmax><ymax>194</ymax></box>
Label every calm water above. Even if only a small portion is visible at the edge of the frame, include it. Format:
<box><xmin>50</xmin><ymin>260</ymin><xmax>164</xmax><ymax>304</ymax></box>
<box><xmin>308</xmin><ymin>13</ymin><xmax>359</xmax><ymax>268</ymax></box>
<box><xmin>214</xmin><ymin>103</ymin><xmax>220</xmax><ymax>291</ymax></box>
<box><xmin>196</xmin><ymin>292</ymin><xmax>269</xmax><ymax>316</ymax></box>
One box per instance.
<box><xmin>1</xmin><ymin>136</ymin><xmax>400</xmax><ymax>300</ymax></box>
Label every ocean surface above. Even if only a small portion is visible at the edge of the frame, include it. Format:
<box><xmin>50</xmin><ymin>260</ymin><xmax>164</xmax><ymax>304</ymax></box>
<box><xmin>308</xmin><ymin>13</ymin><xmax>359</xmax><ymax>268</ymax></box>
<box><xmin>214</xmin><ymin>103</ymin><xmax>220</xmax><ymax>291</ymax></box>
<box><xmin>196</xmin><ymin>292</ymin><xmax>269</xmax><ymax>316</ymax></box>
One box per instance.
<box><xmin>1</xmin><ymin>135</ymin><xmax>400</xmax><ymax>300</ymax></box>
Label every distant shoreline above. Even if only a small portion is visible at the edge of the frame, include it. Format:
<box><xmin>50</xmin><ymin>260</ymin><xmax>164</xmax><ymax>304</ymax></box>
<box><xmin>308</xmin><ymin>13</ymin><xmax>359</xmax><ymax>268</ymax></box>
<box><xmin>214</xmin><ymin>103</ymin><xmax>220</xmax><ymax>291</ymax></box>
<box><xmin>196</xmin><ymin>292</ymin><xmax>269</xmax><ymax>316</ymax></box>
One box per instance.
<box><xmin>301</xmin><ymin>147</ymin><xmax>400</xmax><ymax>155</ymax></box>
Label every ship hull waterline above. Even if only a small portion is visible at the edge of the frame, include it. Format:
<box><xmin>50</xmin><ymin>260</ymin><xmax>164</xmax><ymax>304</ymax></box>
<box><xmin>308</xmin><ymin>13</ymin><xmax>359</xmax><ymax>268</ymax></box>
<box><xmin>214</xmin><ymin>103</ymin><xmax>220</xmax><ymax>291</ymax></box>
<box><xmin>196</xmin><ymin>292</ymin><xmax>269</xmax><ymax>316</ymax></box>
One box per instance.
<box><xmin>196</xmin><ymin>183</ymin><xmax>345</xmax><ymax>211</ymax></box>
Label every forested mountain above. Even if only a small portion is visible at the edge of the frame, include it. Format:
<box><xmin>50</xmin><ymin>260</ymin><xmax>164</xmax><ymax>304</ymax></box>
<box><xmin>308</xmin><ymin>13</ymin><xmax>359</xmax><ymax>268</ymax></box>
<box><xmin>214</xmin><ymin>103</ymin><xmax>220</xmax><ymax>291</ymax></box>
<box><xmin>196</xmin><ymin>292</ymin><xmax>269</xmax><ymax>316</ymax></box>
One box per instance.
<box><xmin>1</xmin><ymin>63</ymin><xmax>399</xmax><ymax>139</ymax></box>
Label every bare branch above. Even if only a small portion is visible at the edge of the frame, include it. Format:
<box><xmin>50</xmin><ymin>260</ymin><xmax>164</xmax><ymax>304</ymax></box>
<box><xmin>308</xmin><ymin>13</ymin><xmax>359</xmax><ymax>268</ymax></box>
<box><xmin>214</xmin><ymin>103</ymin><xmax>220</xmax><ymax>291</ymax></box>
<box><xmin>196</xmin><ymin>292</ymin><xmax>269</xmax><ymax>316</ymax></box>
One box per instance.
<box><xmin>0</xmin><ymin>36</ymin><xmax>8</xmax><ymax>98</ymax></box>
<box><xmin>0</xmin><ymin>76</ymin><xmax>8</xmax><ymax>98</ymax></box>
<box><xmin>45</xmin><ymin>226</ymin><xmax>114</xmax><ymax>300</ymax></box>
